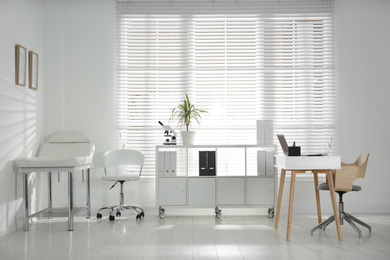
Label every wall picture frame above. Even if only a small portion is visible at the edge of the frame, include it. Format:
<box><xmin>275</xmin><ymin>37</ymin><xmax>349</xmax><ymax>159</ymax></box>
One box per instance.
<box><xmin>15</xmin><ymin>44</ymin><xmax>27</xmax><ymax>87</ymax></box>
<box><xmin>29</xmin><ymin>51</ymin><xmax>39</xmax><ymax>90</ymax></box>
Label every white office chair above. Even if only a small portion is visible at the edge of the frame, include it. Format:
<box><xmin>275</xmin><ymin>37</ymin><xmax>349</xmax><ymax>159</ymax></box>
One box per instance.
<box><xmin>96</xmin><ymin>149</ymin><xmax>145</xmax><ymax>221</ymax></box>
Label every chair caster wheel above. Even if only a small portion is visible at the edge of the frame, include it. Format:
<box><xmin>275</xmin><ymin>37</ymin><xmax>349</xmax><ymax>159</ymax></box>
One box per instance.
<box><xmin>136</xmin><ymin>214</ymin><xmax>141</xmax><ymax>220</ymax></box>
<box><xmin>116</xmin><ymin>211</ymin><xmax>121</xmax><ymax>217</ymax></box>
<box><xmin>109</xmin><ymin>215</ymin><xmax>115</xmax><ymax>221</ymax></box>
<box><xmin>96</xmin><ymin>213</ymin><xmax>102</xmax><ymax>219</ymax></box>
<box><xmin>140</xmin><ymin>212</ymin><xmax>145</xmax><ymax>218</ymax></box>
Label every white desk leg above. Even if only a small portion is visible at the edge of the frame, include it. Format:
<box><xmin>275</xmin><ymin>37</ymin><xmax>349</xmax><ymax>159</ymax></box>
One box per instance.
<box><xmin>287</xmin><ymin>171</ymin><xmax>297</xmax><ymax>241</ymax></box>
<box><xmin>68</xmin><ymin>171</ymin><xmax>74</xmax><ymax>231</ymax></box>
<box><xmin>327</xmin><ymin>170</ymin><xmax>343</xmax><ymax>241</ymax></box>
<box><xmin>274</xmin><ymin>169</ymin><xmax>286</xmax><ymax>229</ymax></box>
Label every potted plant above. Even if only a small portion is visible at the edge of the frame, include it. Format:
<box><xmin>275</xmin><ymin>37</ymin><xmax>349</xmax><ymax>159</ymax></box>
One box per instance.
<box><xmin>170</xmin><ymin>93</ymin><xmax>207</xmax><ymax>145</ymax></box>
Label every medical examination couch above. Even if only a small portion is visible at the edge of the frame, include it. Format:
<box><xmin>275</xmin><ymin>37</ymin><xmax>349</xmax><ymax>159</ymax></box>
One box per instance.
<box><xmin>16</xmin><ymin>131</ymin><xmax>95</xmax><ymax>231</ymax></box>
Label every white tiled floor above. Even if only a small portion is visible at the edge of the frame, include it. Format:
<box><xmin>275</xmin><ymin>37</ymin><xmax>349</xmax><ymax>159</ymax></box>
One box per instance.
<box><xmin>1</xmin><ymin>212</ymin><xmax>389</xmax><ymax>260</ymax></box>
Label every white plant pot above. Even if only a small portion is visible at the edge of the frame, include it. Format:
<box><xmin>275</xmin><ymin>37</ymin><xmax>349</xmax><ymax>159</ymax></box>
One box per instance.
<box><xmin>181</xmin><ymin>131</ymin><xmax>196</xmax><ymax>145</ymax></box>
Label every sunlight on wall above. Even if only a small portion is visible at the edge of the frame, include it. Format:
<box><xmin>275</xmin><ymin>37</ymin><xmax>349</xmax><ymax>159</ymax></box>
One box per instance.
<box><xmin>0</xmin><ymin>76</ymin><xmax>39</xmax><ymax>234</ymax></box>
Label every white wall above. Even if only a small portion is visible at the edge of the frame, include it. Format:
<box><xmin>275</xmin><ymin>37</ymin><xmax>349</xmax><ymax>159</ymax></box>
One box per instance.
<box><xmin>1</xmin><ymin>0</ymin><xmax>389</xmax><ymax>237</ymax></box>
<box><xmin>335</xmin><ymin>0</ymin><xmax>390</xmax><ymax>211</ymax></box>
<box><xmin>44</xmin><ymin>0</ymin><xmax>65</xmax><ymax>134</ymax></box>
<box><xmin>0</xmin><ymin>0</ymin><xmax>45</xmax><ymax>236</ymax></box>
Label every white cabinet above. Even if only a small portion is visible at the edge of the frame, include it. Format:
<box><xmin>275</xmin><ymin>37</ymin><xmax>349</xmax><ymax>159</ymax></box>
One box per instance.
<box><xmin>158</xmin><ymin>177</ymin><xmax>186</xmax><ymax>206</ymax></box>
<box><xmin>217</xmin><ymin>177</ymin><xmax>244</xmax><ymax>205</ymax></box>
<box><xmin>156</xmin><ymin>144</ymin><xmax>277</xmax><ymax>218</ymax></box>
<box><xmin>189</xmin><ymin>178</ymin><xmax>215</xmax><ymax>206</ymax></box>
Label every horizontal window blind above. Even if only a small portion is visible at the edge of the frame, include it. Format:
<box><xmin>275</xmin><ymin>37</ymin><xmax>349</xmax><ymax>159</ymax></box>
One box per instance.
<box><xmin>116</xmin><ymin>0</ymin><xmax>335</xmax><ymax>175</ymax></box>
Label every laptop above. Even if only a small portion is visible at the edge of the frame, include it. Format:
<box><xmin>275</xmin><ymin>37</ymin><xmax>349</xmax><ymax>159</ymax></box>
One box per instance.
<box><xmin>277</xmin><ymin>134</ymin><xmax>324</xmax><ymax>156</ymax></box>
<box><xmin>277</xmin><ymin>134</ymin><xmax>289</xmax><ymax>155</ymax></box>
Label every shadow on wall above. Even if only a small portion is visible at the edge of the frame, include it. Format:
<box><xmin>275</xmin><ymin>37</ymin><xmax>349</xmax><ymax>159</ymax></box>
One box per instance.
<box><xmin>0</xmin><ymin>77</ymin><xmax>41</xmax><ymax>234</ymax></box>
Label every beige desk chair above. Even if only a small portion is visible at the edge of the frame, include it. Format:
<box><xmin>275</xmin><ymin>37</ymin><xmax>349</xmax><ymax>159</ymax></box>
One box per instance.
<box><xmin>311</xmin><ymin>153</ymin><xmax>371</xmax><ymax>238</ymax></box>
<box><xmin>96</xmin><ymin>149</ymin><xmax>145</xmax><ymax>221</ymax></box>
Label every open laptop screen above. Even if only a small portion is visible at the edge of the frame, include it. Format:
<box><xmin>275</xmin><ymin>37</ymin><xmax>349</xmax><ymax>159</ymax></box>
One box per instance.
<box><xmin>277</xmin><ymin>134</ymin><xmax>289</xmax><ymax>155</ymax></box>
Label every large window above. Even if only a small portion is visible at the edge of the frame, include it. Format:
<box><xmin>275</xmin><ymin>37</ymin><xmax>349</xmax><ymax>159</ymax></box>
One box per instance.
<box><xmin>116</xmin><ymin>0</ymin><xmax>335</xmax><ymax>175</ymax></box>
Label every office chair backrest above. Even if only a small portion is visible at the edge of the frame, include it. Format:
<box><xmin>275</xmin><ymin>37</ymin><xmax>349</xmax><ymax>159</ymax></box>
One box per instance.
<box><xmin>355</xmin><ymin>153</ymin><xmax>369</xmax><ymax>179</ymax></box>
<box><xmin>334</xmin><ymin>153</ymin><xmax>369</xmax><ymax>191</ymax></box>
<box><xmin>102</xmin><ymin>149</ymin><xmax>145</xmax><ymax>169</ymax></box>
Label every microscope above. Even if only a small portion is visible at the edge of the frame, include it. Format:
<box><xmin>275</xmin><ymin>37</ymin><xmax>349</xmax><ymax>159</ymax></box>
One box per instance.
<box><xmin>158</xmin><ymin>121</ymin><xmax>177</xmax><ymax>145</ymax></box>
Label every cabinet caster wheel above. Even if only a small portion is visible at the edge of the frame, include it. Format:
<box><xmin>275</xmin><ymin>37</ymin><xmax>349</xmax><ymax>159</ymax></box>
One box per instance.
<box><xmin>215</xmin><ymin>206</ymin><xmax>221</xmax><ymax>219</ymax></box>
<box><xmin>158</xmin><ymin>207</ymin><xmax>165</xmax><ymax>219</ymax></box>
<box><xmin>116</xmin><ymin>211</ymin><xmax>121</xmax><ymax>217</ymax></box>
<box><xmin>96</xmin><ymin>213</ymin><xmax>102</xmax><ymax>219</ymax></box>
<box><xmin>268</xmin><ymin>208</ymin><xmax>275</xmax><ymax>218</ymax></box>
<box><xmin>109</xmin><ymin>215</ymin><xmax>115</xmax><ymax>221</ymax></box>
